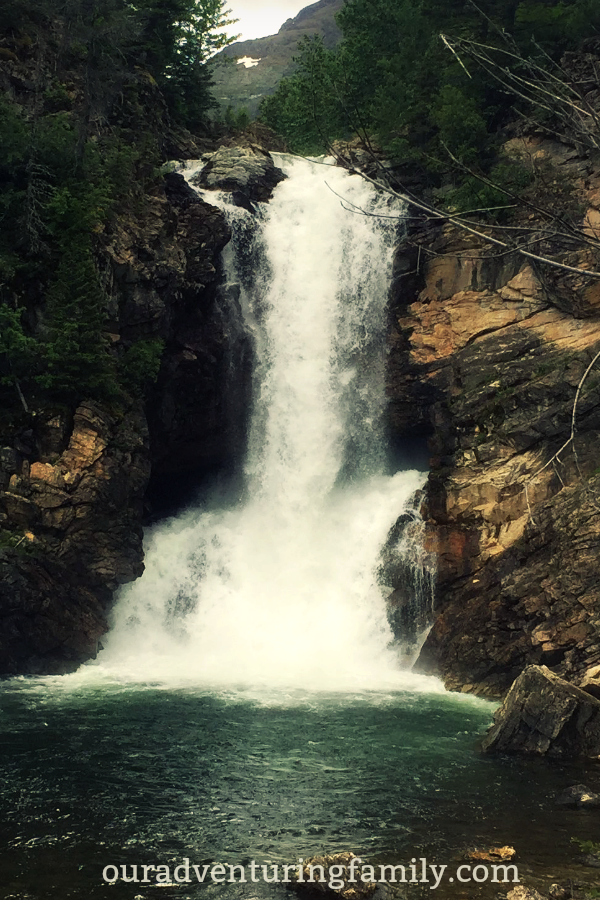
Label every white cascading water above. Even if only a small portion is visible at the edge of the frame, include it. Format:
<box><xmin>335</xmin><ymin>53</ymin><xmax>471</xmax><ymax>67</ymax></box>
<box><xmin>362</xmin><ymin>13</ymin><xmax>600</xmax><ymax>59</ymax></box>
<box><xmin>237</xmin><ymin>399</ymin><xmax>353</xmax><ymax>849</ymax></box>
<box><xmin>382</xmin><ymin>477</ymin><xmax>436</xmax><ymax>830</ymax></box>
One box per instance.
<box><xmin>95</xmin><ymin>155</ymin><xmax>439</xmax><ymax>693</ymax></box>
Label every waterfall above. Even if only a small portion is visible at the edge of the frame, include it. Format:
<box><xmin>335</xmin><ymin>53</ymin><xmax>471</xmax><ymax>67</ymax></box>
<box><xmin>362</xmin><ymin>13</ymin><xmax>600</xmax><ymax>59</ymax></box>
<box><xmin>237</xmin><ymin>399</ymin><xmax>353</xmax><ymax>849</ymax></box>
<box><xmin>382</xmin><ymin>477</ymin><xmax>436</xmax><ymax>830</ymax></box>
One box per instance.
<box><xmin>96</xmin><ymin>155</ymin><xmax>436</xmax><ymax>693</ymax></box>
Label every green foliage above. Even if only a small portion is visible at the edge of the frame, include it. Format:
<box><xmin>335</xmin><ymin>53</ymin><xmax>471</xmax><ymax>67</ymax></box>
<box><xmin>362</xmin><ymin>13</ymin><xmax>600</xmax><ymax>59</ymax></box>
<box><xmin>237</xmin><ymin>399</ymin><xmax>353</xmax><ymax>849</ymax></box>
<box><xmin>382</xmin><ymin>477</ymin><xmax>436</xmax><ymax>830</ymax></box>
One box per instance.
<box><xmin>40</xmin><ymin>239</ymin><xmax>116</xmax><ymax>402</ymax></box>
<box><xmin>223</xmin><ymin>105</ymin><xmax>251</xmax><ymax>131</ymax></box>
<box><xmin>261</xmin><ymin>0</ymin><xmax>600</xmax><ymax>188</ymax></box>
<box><xmin>261</xmin><ymin>0</ymin><xmax>501</xmax><ymax>168</ymax></box>
<box><xmin>571</xmin><ymin>837</ymin><xmax>600</xmax><ymax>858</ymax></box>
<box><xmin>515</xmin><ymin>0</ymin><xmax>600</xmax><ymax>48</ymax></box>
<box><xmin>571</xmin><ymin>836</ymin><xmax>600</xmax><ymax>896</ymax></box>
<box><xmin>0</xmin><ymin>100</ymin><xmax>30</xmax><ymax>278</ymax></box>
<box><xmin>431</xmin><ymin>86</ymin><xmax>488</xmax><ymax>165</ymax></box>
<box><xmin>0</xmin><ymin>529</ymin><xmax>20</xmax><ymax>549</ymax></box>
<box><xmin>444</xmin><ymin>158</ymin><xmax>534</xmax><ymax>214</ymax></box>
<box><xmin>0</xmin><ymin>98</ymin><xmax>29</xmax><ymax>169</ymax></box>
<box><xmin>43</xmin><ymin>82</ymin><xmax>73</xmax><ymax>113</ymax></box>
<box><xmin>120</xmin><ymin>338</ymin><xmax>165</xmax><ymax>397</ymax></box>
<box><xmin>0</xmin><ymin>76</ymin><xmax>166</xmax><ymax>406</ymax></box>
<box><xmin>0</xmin><ymin>306</ymin><xmax>38</xmax><ymax>390</ymax></box>
<box><xmin>261</xmin><ymin>36</ymin><xmax>348</xmax><ymax>154</ymax></box>
<box><xmin>0</xmin><ymin>109</ymin><xmax>155</xmax><ymax>407</ymax></box>
<box><xmin>0</xmin><ymin>0</ymin><xmax>238</xmax><ymax>417</ymax></box>
<box><xmin>1</xmin><ymin>0</ymin><xmax>46</xmax><ymax>30</ymax></box>
<box><xmin>134</xmin><ymin>0</ymin><xmax>238</xmax><ymax>129</ymax></box>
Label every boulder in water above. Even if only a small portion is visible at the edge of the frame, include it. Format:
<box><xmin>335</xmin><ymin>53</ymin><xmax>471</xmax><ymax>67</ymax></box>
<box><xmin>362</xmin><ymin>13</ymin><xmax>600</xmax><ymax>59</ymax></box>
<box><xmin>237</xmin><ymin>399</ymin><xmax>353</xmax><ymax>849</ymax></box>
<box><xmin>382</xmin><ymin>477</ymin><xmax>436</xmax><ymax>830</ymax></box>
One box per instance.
<box><xmin>555</xmin><ymin>784</ymin><xmax>600</xmax><ymax>808</ymax></box>
<box><xmin>481</xmin><ymin>665</ymin><xmax>600</xmax><ymax>758</ymax></box>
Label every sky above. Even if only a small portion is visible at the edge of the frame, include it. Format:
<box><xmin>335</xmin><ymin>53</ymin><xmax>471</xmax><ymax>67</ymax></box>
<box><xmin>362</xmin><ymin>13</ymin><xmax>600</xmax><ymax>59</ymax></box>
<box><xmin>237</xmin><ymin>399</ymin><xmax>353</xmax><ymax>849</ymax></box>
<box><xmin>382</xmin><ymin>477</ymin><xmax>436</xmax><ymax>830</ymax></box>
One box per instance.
<box><xmin>224</xmin><ymin>1</ymin><xmax>311</xmax><ymax>41</ymax></box>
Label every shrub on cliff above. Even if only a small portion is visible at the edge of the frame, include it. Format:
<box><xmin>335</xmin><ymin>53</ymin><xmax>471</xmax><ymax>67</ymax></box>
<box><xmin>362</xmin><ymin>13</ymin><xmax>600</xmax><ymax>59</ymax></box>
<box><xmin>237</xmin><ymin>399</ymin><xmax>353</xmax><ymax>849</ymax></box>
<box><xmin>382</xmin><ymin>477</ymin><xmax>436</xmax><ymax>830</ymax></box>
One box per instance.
<box><xmin>0</xmin><ymin>0</ymin><xmax>238</xmax><ymax>413</ymax></box>
<box><xmin>120</xmin><ymin>339</ymin><xmax>165</xmax><ymax>398</ymax></box>
<box><xmin>0</xmin><ymin>102</ymin><xmax>162</xmax><ymax>409</ymax></box>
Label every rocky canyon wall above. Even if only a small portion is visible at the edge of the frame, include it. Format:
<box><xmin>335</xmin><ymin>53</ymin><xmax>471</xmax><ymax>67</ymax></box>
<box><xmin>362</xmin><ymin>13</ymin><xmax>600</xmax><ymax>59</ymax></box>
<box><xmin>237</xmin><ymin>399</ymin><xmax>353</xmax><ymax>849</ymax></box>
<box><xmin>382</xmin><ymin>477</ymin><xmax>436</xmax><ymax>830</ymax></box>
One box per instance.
<box><xmin>0</xmin><ymin>138</ymin><xmax>286</xmax><ymax>676</ymax></box>
<box><xmin>387</xmin><ymin>137</ymin><xmax>600</xmax><ymax>697</ymax></box>
<box><xmin>0</xmin><ymin>167</ymin><xmax>240</xmax><ymax>674</ymax></box>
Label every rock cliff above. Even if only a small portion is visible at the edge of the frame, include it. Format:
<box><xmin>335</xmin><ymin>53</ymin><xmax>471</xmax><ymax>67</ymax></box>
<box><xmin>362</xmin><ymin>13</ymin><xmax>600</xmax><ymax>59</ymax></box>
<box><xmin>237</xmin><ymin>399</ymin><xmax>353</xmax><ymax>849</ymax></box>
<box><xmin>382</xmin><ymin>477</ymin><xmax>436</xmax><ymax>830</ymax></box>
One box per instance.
<box><xmin>387</xmin><ymin>136</ymin><xmax>600</xmax><ymax>697</ymax></box>
<box><xmin>0</xmin><ymin>156</ymin><xmax>250</xmax><ymax>675</ymax></box>
<box><xmin>2</xmin><ymin>27</ymin><xmax>599</xmax><ymax>698</ymax></box>
<box><xmin>0</xmin><ymin>403</ymin><xmax>148</xmax><ymax>673</ymax></box>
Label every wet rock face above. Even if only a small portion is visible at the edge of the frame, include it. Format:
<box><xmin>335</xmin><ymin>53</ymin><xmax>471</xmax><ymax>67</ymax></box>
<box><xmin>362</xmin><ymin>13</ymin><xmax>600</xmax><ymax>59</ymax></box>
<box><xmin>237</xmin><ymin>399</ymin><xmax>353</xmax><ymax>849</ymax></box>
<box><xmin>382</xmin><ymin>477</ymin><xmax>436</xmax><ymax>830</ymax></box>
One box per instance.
<box><xmin>105</xmin><ymin>168</ymin><xmax>251</xmax><ymax>494</ymax></box>
<box><xmin>481</xmin><ymin>665</ymin><xmax>600</xmax><ymax>758</ymax></box>
<box><xmin>0</xmin><ymin>551</ymin><xmax>107</xmax><ymax>675</ymax></box>
<box><xmin>387</xmin><ymin>144</ymin><xmax>600</xmax><ymax>697</ymax></box>
<box><xmin>193</xmin><ymin>146</ymin><xmax>286</xmax><ymax>202</ymax></box>
<box><xmin>143</xmin><ymin>173</ymin><xmax>251</xmax><ymax>488</ymax></box>
<box><xmin>0</xmin><ymin>402</ymin><xmax>150</xmax><ymax>675</ymax></box>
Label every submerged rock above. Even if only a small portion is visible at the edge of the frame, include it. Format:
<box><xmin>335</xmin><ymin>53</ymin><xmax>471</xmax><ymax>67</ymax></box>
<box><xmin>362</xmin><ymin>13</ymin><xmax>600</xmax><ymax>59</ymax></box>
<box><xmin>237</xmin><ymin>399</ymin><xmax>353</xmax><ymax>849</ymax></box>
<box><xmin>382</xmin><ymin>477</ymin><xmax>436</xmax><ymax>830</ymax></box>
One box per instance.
<box><xmin>508</xmin><ymin>888</ymin><xmax>546</xmax><ymax>900</ymax></box>
<box><xmin>467</xmin><ymin>846</ymin><xmax>516</xmax><ymax>862</ymax></box>
<box><xmin>481</xmin><ymin>665</ymin><xmax>600</xmax><ymax>758</ymax></box>
<box><xmin>555</xmin><ymin>784</ymin><xmax>600</xmax><ymax>807</ymax></box>
<box><xmin>289</xmin><ymin>853</ymin><xmax>378</xmax><ymax>900</ymax></box>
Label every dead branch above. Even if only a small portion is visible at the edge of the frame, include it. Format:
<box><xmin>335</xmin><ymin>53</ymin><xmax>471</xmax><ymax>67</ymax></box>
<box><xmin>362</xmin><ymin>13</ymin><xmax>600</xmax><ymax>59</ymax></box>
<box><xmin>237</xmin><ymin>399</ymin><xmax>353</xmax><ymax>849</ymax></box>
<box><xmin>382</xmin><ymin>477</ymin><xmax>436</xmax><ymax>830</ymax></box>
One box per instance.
<box><xmin>351</xmin><ymin>168</ymin><xmax>600</xmax><ymax>279</ymax></box>
<box><xmin>440</xmin><ymin>34</ymin><xmax>600</xmax><ymax>152</ymax></box>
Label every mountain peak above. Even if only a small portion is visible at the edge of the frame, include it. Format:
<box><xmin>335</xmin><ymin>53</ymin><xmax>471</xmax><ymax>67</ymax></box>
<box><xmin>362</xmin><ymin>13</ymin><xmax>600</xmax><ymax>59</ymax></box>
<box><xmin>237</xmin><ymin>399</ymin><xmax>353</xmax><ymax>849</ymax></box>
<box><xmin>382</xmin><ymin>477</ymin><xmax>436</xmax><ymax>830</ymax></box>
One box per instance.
<box><xmin>212</xmin><ymin>0</ymin><xmax>344</xmax><ymax>117</ymax></box>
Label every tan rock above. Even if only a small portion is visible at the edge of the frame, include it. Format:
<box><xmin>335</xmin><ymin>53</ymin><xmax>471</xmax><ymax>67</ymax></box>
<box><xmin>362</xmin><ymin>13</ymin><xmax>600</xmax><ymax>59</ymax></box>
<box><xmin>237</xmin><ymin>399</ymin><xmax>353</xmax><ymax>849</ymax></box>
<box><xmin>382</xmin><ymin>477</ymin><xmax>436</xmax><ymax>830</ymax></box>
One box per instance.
<box><xmin>507</xmin><ymin>888</ymin><xmax>545</xmax><ymax>900</ymax></box>
<box><xmin>517</xmin><ymin>307</ymin><xmax>600</xmax><ymax>351</ymax></box>
<box><xmin>498</xmin><ymin>265</ymin><xmax>543</xmax><ymax>301</ymax></box>
<box><xmin>468</xmin><ymin>846</ymin><xmax>516</xmax><ymax>862</ymax></box>
<box><xmin>583</xmin><ymin>279</ymin><xmax>600</xmax><ymax>309</ymax></box>
<box><xmin>405</xmin><ymin>289</ymin><xmax>542</xmax><ymax>365</ymax></box>
<box><xmin>583</xmin><ymin>207</ymin><xmax>600</xmax><ymax>239</ymax></box>
<box><xmin>30</xmin><ymin>462</ymin><xmax>66</xmax><ymax>490</ymax></box>
<box><xmin>60</xmin><ymin>406</ymin><xmax>109</xmax><ymax>472</ymax></box>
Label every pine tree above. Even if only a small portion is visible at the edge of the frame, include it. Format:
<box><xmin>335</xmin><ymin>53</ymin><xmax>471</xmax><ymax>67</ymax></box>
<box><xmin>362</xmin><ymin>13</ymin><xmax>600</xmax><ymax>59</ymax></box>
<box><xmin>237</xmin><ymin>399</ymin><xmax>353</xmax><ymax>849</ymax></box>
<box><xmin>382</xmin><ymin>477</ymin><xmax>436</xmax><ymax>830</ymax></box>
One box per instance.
<box><xmin>41</xmin><ymin>238</ymin><xmax>116</xmax><ymax>402</ymax></box>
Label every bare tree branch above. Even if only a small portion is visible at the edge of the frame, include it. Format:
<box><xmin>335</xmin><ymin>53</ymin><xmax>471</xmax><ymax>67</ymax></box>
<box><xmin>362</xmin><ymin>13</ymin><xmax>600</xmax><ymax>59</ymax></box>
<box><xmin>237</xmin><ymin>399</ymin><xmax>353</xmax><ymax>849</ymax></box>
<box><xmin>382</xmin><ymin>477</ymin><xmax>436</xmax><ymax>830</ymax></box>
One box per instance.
<box><xmin>440</xmin><ymin>33</ymin><xmax>600</xmax><ymax>152</ymax></box>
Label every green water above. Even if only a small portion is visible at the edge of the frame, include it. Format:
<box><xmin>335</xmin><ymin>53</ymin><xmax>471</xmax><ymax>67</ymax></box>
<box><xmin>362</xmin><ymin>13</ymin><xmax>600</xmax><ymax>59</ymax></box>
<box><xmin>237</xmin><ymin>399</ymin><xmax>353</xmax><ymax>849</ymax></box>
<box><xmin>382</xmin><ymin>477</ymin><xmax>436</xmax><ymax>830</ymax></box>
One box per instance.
<box><xmin>2</xmin><ymin>680</ymin><xmax>599</xmax><ymax>900</ymax></box>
